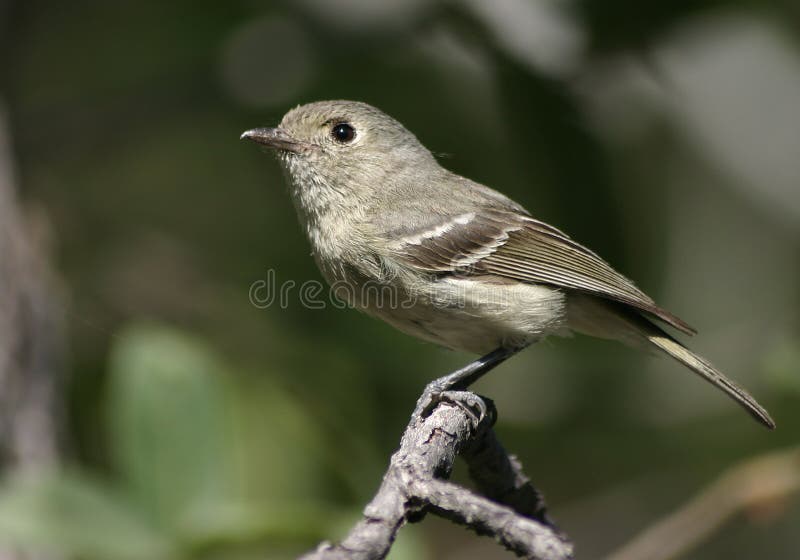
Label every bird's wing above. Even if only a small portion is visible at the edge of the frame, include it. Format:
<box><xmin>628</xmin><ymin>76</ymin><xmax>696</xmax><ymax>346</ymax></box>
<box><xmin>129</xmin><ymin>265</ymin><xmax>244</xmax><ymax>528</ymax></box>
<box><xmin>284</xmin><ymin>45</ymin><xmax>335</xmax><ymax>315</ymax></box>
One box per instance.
<box><xmin>387</xmin><ymin>209</ymin><xmax>696</xmax><ymax>335</ymax></box>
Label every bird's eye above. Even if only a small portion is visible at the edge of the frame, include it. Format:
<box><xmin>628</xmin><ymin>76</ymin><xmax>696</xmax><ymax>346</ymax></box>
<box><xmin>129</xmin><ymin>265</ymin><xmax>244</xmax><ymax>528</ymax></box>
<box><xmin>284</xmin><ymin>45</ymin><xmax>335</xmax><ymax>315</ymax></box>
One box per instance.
<box><xmin>331</xmin><ymin>123</ymin><xmax>356</xmax><ymax>143</ymax></box>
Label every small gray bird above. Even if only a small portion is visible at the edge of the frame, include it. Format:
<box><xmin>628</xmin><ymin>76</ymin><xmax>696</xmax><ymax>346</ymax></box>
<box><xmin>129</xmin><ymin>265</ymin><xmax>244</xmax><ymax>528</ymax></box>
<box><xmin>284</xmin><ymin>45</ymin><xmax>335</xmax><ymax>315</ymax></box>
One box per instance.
<box><xmin>242</xmin><ymin>100</ymin><xmax>774</xmax><ymax>429</ymax></box>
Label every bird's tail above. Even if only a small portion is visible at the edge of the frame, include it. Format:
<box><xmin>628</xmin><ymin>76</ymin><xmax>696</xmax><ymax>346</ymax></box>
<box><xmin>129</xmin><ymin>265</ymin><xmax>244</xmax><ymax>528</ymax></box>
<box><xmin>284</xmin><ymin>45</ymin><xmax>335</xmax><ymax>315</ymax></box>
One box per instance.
<box><xmin>631</xmin><ymin>314</ymin><xmax>775</xmax><ymax>430</ymax></box>
<box><xmin>566</xmin><ymin>294</ymin><xmax>775</xmax><ymax>429</ymax></box>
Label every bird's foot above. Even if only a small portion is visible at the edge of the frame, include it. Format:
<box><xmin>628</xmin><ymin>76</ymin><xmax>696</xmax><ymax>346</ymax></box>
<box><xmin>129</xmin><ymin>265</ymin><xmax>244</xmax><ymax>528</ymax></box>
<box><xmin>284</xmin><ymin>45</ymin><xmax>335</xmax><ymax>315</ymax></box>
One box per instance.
<box><xmin>412</xmin><ymin>346</ymin><xmax>519</xmax><ymax>426</ymax></box>
<box><xmin>415</xmin><ymin>389</ymin><xmax>496</xmax><ymax>430</ymax></box>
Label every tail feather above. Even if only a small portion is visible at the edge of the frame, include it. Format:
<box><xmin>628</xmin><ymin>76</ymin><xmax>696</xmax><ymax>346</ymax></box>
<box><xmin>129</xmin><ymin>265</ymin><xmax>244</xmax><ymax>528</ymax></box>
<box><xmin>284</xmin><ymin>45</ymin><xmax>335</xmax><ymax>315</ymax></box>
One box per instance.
<box><xmin>643</xmin><ymin>324</ymin><xmax>775</xmax><ymax>430</ymax></box>
<box><xmin>566</xmin><ymin>294</ymin><xmax>775</xmax><ymax>429</ymax></box>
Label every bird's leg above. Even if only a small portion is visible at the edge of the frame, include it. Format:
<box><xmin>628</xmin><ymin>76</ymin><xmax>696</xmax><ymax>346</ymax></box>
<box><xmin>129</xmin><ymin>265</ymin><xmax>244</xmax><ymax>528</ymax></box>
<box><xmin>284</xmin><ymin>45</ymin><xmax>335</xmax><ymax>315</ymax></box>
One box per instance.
<box><xmin>414</xmin><ymin>347</ymin><xmax>522</xmax><ymax>421</ymax></box>
<box><xmin>429</xmin><ymin>347</ymin><xmax>521</xmax><ymax>392</ymax></box>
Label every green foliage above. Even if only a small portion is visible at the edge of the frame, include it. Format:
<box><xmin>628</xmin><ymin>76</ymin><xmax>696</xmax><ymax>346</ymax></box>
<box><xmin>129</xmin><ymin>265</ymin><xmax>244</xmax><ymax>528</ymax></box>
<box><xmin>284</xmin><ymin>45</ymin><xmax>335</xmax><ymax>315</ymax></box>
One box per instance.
<box><xmin>0</xmin><ymin>470</ymin><xmax>171</xmax><ymax>560</ymax></box>
<box><xmin>0</xmin><ymin>324</ymin><xmax>372</xmax><ymax>559</ymax></box>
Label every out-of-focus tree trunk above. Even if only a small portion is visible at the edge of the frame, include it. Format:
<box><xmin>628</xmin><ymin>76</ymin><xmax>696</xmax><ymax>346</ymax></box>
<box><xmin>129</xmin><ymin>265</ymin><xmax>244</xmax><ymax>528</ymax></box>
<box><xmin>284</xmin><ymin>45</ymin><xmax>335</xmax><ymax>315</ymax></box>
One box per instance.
<box><xmin>0</xmin><ymin>103</ymin><xmax>64</xmax><ymax>560</ymax></box>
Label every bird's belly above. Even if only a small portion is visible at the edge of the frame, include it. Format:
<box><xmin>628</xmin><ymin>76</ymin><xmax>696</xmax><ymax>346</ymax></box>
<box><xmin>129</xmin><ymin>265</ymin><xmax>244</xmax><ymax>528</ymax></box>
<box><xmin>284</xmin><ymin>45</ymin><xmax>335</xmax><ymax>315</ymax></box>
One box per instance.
<box><xmin>362</xmin><ymin>276</ymin><xmax>568</xmax><ymax>355</ymax></box>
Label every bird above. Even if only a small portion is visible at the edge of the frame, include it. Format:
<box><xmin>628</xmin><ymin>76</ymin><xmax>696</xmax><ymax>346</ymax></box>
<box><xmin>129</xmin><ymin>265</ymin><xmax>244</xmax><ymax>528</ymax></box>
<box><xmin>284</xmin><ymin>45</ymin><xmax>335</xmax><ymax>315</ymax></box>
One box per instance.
<box><xmin>241</xmin><ymin>100</ymin><xmax>774</xmax><ymax>429</ymax></box>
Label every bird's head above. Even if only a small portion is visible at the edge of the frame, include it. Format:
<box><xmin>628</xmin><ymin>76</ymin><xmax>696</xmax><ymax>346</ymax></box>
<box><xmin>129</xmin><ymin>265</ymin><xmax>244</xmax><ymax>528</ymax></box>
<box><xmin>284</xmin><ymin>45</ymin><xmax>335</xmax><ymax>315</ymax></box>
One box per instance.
<box><xmin>242</xmin><ymin>100</ymin><xmax>436</xmax><ymax>214</ymax></box>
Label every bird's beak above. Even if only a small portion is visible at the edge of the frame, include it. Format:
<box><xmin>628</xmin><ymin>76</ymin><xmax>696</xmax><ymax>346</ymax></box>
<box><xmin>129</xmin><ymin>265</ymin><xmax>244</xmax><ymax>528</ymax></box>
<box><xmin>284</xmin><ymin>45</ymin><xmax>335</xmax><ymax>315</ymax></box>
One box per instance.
<box><xmin>240</xmin><ymin>127</ymin><xmax>305</xmax><ymax>153</ymax></box>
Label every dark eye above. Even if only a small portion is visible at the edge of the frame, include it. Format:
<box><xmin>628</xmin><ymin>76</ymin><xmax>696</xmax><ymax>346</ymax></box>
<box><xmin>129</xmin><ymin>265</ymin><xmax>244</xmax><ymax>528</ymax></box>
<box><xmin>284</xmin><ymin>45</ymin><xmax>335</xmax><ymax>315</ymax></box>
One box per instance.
<box><xmin>331</xmin><ymin>123</ymin><xmax>356</xmax><ymax>143</ymax></box>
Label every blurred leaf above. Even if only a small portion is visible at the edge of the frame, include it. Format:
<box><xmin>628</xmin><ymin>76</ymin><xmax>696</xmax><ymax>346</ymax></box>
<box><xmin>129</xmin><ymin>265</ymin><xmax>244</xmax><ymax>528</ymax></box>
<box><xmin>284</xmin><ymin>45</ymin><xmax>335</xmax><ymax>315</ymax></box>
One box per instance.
<box><xmin>107</xmin><ymin>323</ymin><xmax>236</xmax><ymax>534</ymax></box>
<box><xmin>0</xmin><ymin>470</ymin><xmax>173</xmax><ymax>560</ymax></box>
<box><xmin>106</xmin><ymin>322</ymin><xmax>339</xmax><ymax>549</ymax></box>
<box><xmin>180</xmin><ymin>501</ymin><xmax>349</xmax><ymax>552</ymax></box>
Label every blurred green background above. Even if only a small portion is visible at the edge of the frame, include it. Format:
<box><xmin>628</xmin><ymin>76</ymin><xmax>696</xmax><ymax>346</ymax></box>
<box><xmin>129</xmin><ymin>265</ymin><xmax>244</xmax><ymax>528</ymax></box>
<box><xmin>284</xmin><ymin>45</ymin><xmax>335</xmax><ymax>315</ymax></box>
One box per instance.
<box><xmin>1</xmin><ymin>0</ymin><xmax>799</xmax><ymax>558</ymax></box>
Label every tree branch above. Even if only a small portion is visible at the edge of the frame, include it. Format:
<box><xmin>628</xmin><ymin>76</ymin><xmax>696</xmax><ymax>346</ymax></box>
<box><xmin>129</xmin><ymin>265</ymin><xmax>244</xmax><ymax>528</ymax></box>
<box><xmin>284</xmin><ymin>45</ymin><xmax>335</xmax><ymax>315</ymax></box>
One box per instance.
<box><xmin>299</xmin><ymin>392</ymin><xmax>573</xmax><ymax>560</ymax></box>
<box><xmin>461</xmin><ymin>411</ymin><xmax>558</xmax><ymax>529</ymax></box>
<box><xmin>607</xmin><ymin>446</ymin><xmax>800</xmax><ymax>560</ymax></box>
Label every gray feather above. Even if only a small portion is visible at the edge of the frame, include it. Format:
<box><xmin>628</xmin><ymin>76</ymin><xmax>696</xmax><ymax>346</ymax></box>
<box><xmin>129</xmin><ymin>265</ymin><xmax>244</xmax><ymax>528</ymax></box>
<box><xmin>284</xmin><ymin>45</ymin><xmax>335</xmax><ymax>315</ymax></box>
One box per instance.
<box><xmin>634</xmin><ymin>315</ymin><xmax>775</xmax><ymax>429</ymax></box>
<box><xmin>389</xmin><ymin>208</ymin><xmax>696</xmax><ymax>335</ymax></box>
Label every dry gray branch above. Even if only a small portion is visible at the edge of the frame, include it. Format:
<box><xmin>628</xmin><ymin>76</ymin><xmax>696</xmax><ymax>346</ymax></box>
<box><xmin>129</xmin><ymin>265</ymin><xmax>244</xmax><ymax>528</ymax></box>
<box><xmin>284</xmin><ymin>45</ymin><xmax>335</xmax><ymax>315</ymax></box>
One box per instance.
<box><xmin>607</xmin><ymin>446</ymin><xmax>800</xmax><ymax>560</ymax></box>
<box><xmin>461</xmin><ymin>415</ymin><xmax>556</xmax><ymax>529</ymax></box>
<box><xmin>299</xmin><ymin>393</ymin><xmax>573</xmax><ymax>560</ymax></box>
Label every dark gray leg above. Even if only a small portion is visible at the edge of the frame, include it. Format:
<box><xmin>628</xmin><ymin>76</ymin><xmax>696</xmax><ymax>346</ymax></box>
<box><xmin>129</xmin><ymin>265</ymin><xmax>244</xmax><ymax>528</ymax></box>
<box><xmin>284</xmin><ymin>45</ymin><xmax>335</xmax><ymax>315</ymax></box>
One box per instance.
<box><xmin>414</xmin><ymin>346</ymin><xmax>522</xmax><ymax>419</ymax></box>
